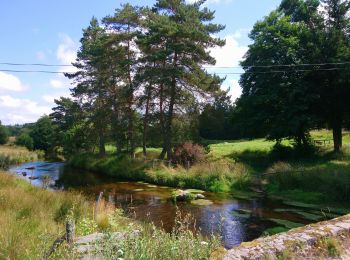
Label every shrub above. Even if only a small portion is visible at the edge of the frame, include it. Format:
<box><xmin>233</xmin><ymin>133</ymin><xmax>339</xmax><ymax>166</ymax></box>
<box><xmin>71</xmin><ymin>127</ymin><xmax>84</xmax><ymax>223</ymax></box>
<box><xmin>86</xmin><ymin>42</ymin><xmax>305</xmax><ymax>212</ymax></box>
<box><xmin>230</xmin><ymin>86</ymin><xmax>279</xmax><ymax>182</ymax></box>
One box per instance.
<box><xmin>173</xmin><ymin>142</ymin><xmax>205</xmax><ymax>167</ymax></box>
<box><xmin>15</xmin><ymin>133</ymin><xmax>34</xmax><ymax>150</ymax></box>
<box><xmin>0</xmin><ymin>125</ymin><xmax>9</xmax><ymax>145</ymax></box>
<box><xmin>267</xmin><ymin>161</ymin><xmax>293</xmax><ymax>174</ymax></box>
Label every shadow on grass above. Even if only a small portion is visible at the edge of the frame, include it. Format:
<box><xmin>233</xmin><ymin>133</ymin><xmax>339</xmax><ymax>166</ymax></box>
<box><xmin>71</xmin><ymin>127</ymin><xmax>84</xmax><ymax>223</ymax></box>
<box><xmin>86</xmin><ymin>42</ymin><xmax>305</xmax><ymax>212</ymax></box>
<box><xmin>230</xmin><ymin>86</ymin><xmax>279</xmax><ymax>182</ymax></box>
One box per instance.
<box><xmin>225</xmin><ymin>144</ymin><xmax>349</xmax><ymax>173</ymax></box>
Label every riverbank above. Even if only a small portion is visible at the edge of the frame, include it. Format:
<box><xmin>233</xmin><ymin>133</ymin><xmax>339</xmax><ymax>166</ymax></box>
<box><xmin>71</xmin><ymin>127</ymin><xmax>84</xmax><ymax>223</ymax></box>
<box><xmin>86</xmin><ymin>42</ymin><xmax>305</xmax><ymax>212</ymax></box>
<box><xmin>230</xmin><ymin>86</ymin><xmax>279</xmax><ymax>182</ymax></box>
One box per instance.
<box><xmin>0</xmin><ymin>171</ymin><xmax>221</xmax><ymax>259</ymax></box>
<box><xmin>68</xmin><ymin>153</ymin><xmax>252</xmax><ymax>193</ymax></box>
<box><xmin>69</xmin><ymin>134</ymin><xmax>350</xmax><ymax>209</ymax></box>
<box><xmin>0</xmin><ymin>144</ymin><xmax>43</xmax><ymax>169</ymax></box>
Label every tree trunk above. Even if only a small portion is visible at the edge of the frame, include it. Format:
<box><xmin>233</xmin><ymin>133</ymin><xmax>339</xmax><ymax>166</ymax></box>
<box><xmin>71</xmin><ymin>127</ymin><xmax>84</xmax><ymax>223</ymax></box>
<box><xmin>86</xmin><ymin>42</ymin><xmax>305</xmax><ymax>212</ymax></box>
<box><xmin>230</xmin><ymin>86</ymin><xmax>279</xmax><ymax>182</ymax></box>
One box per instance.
<box><xmin>112</xmin><ymin>96</ymin><xmax>122</xmax><ymax>154</ymax></box>
<box><xmin>142</xmin><ymin>84</ymin><xmax>152</xmax><ymax>157</ymax></box>
<box><xmin>165</xmin><ymin>79</ymin><xmax>176</xmax><ymax>160</ymax></box>
<box><xmin>163</xmin><ymin>52</ymin><xmax>177</xmax><ymax>161</ymax></box>
<box><xmin>332</xmin><ymin>119</ymin><xmax>342</xmax><ymax>152</ymax></box>
<box><xmin>127</xmin><ymin>40</ymin><xmax>135</xmax><ymax>159</ymax></box>
<box><xmin>159</xmin><ymin>82</ymin><xmax>166</xmax><ymax>160</ymax></box>
<box><xmin>99</xmin><ymin>128</ymin><xmax>106</xmax><ymax>157</ymax></box>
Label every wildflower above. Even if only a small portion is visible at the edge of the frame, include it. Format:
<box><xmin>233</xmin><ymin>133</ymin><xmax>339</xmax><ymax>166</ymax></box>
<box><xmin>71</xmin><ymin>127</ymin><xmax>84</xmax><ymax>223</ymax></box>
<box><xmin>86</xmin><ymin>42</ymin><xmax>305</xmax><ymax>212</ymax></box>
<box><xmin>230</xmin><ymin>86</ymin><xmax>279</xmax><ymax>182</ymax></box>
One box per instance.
<box><xmin>200</xmin><ymin>241</ymin><xmax>208</xmax><ymax>246</ymax></box>
<box><xmin>117</xmin><ymin>249</ymin><xmax>124</xmax><ymax>256</ymax></box>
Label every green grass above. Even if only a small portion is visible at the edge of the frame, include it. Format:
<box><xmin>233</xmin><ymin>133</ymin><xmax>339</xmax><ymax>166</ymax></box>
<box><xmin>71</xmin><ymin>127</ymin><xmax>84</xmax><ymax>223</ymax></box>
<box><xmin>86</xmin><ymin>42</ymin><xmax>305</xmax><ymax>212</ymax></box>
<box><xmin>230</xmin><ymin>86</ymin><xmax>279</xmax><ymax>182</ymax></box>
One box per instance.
<box><xmin>69</xmin><ymin>154</ymin><xmax>252</xmax><ymax>193</ymax></box>
<box><xmin>0</xmin><ymin>145</ymin><xmax>44</xmax><ymax>169</ymax></box>
<box><xmin>0</xmin><ymin>171</ymin><xmax>91</xmax><ymax>259</ymax></box>
<box><xmin>0</xmin><ymin>172</ymin><xmax>221</xmax><ymax>259</ymax></box>
<box><xmin>73</xmin><ymin>130</ymin><xmax>350</xmax><ymax>208</ymax></box>
<box><xmin>208</xmin><ymin>139</ymin><xmax>278</xmax><ymax>160</ymax></box>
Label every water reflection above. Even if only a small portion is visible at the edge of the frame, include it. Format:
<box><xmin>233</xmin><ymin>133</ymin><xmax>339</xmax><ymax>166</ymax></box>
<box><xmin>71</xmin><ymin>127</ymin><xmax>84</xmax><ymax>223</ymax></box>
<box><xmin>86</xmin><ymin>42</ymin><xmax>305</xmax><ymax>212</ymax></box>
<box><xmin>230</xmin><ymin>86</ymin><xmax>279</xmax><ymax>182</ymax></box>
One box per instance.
<box><xmin>9</xmin><ymin>162</ymin><xmax>318</xmax><ymax>249</ymax></box>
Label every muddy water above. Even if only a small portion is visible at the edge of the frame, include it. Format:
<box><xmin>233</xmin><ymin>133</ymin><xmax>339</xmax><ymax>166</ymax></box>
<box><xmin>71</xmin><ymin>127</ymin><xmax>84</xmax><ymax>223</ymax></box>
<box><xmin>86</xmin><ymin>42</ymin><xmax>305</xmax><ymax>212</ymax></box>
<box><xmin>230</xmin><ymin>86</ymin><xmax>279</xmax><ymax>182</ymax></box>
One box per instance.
<box><xmin>9</xmin><ymin>162</ymin><xmax>326</xmax><ymax>249</ymax></box>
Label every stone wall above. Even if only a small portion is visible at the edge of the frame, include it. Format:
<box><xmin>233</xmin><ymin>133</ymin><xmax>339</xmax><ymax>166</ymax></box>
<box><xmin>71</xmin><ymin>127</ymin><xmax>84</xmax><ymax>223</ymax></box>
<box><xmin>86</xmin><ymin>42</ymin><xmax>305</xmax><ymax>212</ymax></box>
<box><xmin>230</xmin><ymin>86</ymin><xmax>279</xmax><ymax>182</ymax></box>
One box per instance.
<box><xmin>224</xmin><ymin>215</ymin><xmax>350</xmax><ymax>259</ymax></box>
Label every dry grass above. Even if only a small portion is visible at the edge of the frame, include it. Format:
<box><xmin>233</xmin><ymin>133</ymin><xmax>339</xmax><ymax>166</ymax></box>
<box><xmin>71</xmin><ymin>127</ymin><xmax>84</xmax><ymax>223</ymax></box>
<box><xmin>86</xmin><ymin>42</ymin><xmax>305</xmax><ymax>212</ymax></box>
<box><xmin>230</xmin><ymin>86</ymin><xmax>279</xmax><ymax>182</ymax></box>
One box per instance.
<box><xmin>0</xmin><ymin>145</ymin><xmax>43</xmax><ymax>169</ymax></box>
<box><xmin>0</xmin><ymin>171</ymin><xmax>91</xmax><ymax>259</ymax></box>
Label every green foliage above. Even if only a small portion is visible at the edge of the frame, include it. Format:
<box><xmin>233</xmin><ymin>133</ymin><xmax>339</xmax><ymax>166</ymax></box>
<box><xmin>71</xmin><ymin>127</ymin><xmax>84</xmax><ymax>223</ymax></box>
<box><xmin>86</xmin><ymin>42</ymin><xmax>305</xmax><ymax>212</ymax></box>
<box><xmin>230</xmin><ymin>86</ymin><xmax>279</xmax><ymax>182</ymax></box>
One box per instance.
<box><xmin>267</xmin><ymin>162</ymin><xmax>350</xmax><ymax>204</ymax></box>
<box><xmin>30</xmin><ymin>116</ymin><xmax>55</xmax><ymax>154</ymax></box>
<box><xmin>0</xmin><ymin>125</ymin><xmax>9</xmax><ymax>145</ymax></box>
<box><xmin>0</xmin><ymin>145</ymin><xmax>42</xmax><ymax>170</ymax></box>
<box><xmin>325</xmin><ymin>237</ymin><xmax>341</xmax><ymax>257</ymax></box>
<box><xmin>199</xmin><ymin>90</ymin><xmax>236</xmax><ymax>140</ymax></box>
<box><xmin>69</xmin><ymin>154</ymin><xmax>252</xmax><ymax>193</ymax></box>
<box><xmin>70</xmin><ymin>211</ymin><xmax>221</xmax><ymax>260</ymax></box>
<box><xmin>49</xmin><ymin>0</ymin><xmax>226</xmax><ymax>160</ymax></box>
<box><xmin>235</xmin><ymin>0</ymin><xmax>350</xmax><ymax>152</ymax></box>
<box><xmin>0</xmin><ymin>171</ymin><xmax>91</xmax><ymax>259</ymax></box>
<box><xmin>15</xmin><ymin>133</ymin><xmax>34</xmax><ymax>150</ymax></box>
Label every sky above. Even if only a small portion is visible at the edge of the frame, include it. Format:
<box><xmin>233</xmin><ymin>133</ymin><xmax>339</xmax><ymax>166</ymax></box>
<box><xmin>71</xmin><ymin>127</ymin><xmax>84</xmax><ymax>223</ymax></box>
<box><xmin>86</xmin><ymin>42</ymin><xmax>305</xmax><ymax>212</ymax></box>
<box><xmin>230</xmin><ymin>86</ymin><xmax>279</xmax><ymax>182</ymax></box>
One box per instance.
<box><xmin>0</xmin><ymin>0</ymin><xmax>281</xmax><ymax>125</ymax></box>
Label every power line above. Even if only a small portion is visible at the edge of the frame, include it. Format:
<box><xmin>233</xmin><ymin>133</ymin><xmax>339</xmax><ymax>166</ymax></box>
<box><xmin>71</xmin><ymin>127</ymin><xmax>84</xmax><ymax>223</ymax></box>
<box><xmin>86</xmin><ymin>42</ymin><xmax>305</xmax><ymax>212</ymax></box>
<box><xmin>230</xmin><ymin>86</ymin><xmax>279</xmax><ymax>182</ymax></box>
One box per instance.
<box><xmin>0</xmin><ymin>69</ymin><xmax>64</xmax><ymax>74</ymax></box>
<box><xmin>3</xmin><ymin>61</ymin><xmax>350</xmax><ymax>68</ymax></box>
<box><xmin>204</xmin><ymin>61</ymin><xmax>350</xmax><ymax>69</ymax></box>
<box><xmin>0</xmin><ymin>67</ymin><xmax>347</xmax><ymax>75</ymax></box>
<box><xmin>0</xmin><ymin>62</ymin><xmax>73</xmax><ymax>67</ymax></box>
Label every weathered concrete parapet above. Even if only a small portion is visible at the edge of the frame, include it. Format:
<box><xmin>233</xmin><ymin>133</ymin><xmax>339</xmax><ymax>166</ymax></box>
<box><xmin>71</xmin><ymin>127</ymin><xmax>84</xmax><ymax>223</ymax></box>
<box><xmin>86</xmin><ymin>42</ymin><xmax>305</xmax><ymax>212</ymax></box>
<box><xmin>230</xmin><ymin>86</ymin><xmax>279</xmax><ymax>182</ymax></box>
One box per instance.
<box><xmin>224</xmin><ymin>214</ymin><xmax>350</xmax><ymax>259</ymax></box>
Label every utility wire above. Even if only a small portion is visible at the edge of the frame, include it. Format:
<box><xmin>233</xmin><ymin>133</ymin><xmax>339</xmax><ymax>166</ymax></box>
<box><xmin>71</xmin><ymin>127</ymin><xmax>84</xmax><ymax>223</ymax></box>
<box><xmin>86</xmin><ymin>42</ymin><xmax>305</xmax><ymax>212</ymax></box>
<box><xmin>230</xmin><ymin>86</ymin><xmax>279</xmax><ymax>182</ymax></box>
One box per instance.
<box><xmin>0</xmin><ymin>69</ymin><xmax>64</xmax><ymax>74</ymax></box>
<box><xmin>0</xmin><ymin>67</ymin><xmax>348</xmax><ymax>75</ymax></box>
<box><xmin>3</xmin><ymin>61</ymin><xmax>350</xmax><ymax>68</ymax></box>
<box><xmin>204</xmin><ymin>61</ymin><xmax>350</xmax><ymax>69</ymax></box>
<box><xmin>0</xmin><ymin>62</ymin><xmax>72</xmax><ymax>67</ymax></box>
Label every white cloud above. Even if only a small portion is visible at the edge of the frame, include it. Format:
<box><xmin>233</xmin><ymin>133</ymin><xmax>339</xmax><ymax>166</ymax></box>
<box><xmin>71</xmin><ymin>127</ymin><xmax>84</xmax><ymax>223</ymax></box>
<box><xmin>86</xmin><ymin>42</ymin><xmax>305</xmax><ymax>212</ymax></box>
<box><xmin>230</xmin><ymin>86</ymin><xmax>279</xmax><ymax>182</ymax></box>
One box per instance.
<box><xmin>0</xmin><ymin>72</ymin><xmax>26</xmax><ymax>92</ymax></box>
<box><xmin>48</xmin><ymin>33</ymin><xmax>78</xmax><ymax>91</ymax></box>
<box><xmin>42</xmin><ymin>91</ymin><xmax>71</xmax><ymax>104</ymax></box>
<box><xmin>205</xmin><ymin>33</ymin><xmax>248</xmax><ymax>102</ymax></box>
<box><xmin>0</xmin><ymin>95</ymin><xmax>52</xmax><ymax>124</ymax></box>
<box><xmin>209</xmin><ymin>34</ymin><xmax>248</xmax><ymax>68</ymax></box>
<box><xmin>50</xmin><ymin>79</ymin><xmax>64</xmax><ymax>88</ymax></box>
<box><xmin>224</xmin><ymin>79</ymin><xmax>242</xmax><ymax>102</ymax></box>
<box><xmin>186</xmin><ymin>0</ymin><xmax>232</xmax><ymax>4</ymax></box>
<box><xmin>57</xmin><ymin>33</ymin><xmax>77</xmax><ymax>65</ymax></box>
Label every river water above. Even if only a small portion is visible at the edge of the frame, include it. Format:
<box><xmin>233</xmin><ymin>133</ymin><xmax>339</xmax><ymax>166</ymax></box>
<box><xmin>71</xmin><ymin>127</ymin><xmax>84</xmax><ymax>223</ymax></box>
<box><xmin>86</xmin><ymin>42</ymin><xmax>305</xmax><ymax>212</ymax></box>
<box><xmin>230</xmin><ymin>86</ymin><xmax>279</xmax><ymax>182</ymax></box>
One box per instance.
<box><xmin>9</xmin><ymin>161</ymin><xmax>334</xmax><ymax>249</ymax></box>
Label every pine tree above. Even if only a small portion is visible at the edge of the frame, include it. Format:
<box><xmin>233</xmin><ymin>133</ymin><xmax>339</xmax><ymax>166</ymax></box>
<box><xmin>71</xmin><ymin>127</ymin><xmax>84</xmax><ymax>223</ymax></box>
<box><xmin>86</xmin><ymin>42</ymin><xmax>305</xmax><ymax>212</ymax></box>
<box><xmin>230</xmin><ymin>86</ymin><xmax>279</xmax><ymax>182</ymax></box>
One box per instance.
<box><xmin>145</xmin><ymin>0</ymin><xmax>225</xmax><ymax>159</ymax></box>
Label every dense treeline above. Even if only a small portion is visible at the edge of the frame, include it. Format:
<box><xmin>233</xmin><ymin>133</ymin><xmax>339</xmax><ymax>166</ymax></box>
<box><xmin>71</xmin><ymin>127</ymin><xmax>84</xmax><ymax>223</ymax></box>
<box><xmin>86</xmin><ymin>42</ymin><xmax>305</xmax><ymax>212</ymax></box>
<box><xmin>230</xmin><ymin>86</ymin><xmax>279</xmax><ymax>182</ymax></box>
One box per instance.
<box><xmin>49</xmin><ymin>0</ymin><xmax>227</xmax><ymax>159</ymax></box>
<box><xmin>236</xmin><ymin>0</ymin><xmax>350</xmax><ymax>152</ymax></box>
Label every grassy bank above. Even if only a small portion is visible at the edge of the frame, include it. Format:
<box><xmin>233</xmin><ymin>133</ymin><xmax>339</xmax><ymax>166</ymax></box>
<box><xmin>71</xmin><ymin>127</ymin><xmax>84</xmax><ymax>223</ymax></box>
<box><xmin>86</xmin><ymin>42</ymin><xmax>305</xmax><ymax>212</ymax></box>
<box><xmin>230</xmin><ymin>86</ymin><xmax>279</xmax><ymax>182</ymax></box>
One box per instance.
<box><xmin>69</xmin><ymin>154</ymin><xmax>251</xmax><ymax>193</ymax></box>
<box><xmin>265</xmin><ymin>154</ymin><xmax>350</xmax><ymax>206</ymax></box>
<box><xmin>0</xmin><ymin>171</ymin><xmax>221</xmax><ymax>259</ymax></box>
<box><xmin>0</xmin><ymin>171</ymin><xmax>91</xmax><ymax>259</ymax></box>
<box><xmin>0</xmin><ymin>145</ymin><xmax>43</xmax><ymax>169</ymax></box>
<box><xmin>69</xmin><ymin>130</ymin><xmax>350</xmax><ymax>209</ymax></box>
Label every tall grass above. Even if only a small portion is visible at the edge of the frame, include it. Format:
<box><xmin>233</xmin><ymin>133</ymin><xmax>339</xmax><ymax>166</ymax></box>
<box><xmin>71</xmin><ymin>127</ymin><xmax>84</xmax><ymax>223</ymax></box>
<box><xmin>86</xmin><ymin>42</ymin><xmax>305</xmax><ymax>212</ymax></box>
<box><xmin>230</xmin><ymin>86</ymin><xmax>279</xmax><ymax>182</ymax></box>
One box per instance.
<box><xmin>266</xmin><ymin>161</ymin><xmax>350</xmax><ymax>205</ymax></box>
<box><xmin>0</xmin><ymin>145</ymin><xmax>43</xmax><ymax>169</ymax></box>
<box><xmin>0</xmin><ymin>171</ymin><xmax>91</xmax><ymax>259</ymax></box>
<box><xmin>0</xmin><ymin>172</ymin><xmax>221</xmax><ymax>259</ymax></box>
<box><xmin>90</xmin><ymin>211</ymin><xmax>221</xmax><ymax>260</ymax></box>
<box><xmin>69</xmin><ymin>154</ymin><xmax>252</xmax><ymax>192</ymax></box>
<box><xmin>56</xmin><ymin>206</ymin><xmax>221</xmax><ymax>260</ymax></box>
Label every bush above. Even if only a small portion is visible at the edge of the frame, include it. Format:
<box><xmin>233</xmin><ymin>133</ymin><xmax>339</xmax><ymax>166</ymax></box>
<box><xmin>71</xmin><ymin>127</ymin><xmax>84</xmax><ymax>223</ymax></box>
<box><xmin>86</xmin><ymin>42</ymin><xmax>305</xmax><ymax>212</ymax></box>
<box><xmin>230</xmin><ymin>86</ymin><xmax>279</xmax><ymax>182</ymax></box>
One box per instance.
<box><xmin>266</xmin><ymin>161</ymin><xmax>293</xmax><ymax>174</ymax></box>
<box><xmin>173</xmin><ymin>142</ymin><xmax>205</xmax><ymax>167</ymax></box>
<box><xmin>0</xmin><ymin>125</ymin><xmax>9</xmax><ymax>145</ymax></box>
<box><xmin>15</xmin><ymin>133</ymin><xmax>34</xmax><ymax>150</ymax></box>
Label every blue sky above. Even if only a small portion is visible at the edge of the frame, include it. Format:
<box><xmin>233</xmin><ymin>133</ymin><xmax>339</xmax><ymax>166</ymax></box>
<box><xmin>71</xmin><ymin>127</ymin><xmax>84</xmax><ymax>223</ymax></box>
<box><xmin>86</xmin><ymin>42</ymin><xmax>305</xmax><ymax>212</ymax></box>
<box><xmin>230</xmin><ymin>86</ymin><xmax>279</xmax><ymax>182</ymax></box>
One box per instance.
<box><xmin>0</xmin><ymin>0</ymin><xmax>280</xmax><ymax>125</ymax></box>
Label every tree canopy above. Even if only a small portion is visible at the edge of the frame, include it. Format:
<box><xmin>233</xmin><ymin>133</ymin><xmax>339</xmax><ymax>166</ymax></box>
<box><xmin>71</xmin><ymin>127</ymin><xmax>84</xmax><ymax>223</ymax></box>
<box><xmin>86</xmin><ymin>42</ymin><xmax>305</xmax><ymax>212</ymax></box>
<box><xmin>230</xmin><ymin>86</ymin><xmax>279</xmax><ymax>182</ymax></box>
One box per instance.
<box><xmin>236</xmin><ymin>0</ymin><xmax>350</xmax><ymax>151</ymax></box>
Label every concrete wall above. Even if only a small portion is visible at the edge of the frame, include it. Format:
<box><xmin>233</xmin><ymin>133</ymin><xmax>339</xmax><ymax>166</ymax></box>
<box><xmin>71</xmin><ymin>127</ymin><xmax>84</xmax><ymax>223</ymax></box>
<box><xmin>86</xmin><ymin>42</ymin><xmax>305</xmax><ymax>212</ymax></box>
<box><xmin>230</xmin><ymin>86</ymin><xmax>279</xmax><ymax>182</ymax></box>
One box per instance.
<box><xmin>224</xmin><ymin>215</ymin><xmax>350</xmax><ymax>259</ymax></box>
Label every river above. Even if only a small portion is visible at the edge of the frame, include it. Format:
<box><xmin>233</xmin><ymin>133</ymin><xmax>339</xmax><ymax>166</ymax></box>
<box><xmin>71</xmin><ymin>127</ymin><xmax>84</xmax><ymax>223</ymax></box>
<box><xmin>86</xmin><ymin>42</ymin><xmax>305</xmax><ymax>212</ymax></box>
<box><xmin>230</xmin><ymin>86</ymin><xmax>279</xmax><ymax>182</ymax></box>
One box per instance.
<box><xmin>9</xmin><ymin>161</ymin><xmax>336</xmax><ymax>249</ymax></box>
